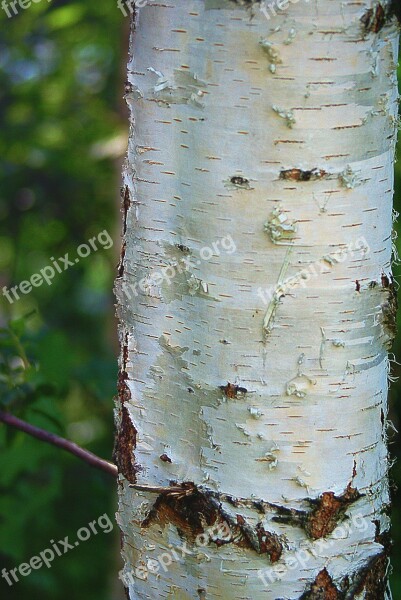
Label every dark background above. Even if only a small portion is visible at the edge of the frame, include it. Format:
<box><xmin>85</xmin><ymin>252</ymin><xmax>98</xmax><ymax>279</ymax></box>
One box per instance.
<box><xmin>0</xmin><ymin>2</ymin><xmax>400</xmax><ymax>599</ymax></box>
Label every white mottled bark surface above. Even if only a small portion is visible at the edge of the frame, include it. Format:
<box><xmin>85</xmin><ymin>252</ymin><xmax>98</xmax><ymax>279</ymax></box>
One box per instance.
<box><xmin>115</xmin><ymin>1</ymin><xmax>399</xmax><ymax>598</ymax></box>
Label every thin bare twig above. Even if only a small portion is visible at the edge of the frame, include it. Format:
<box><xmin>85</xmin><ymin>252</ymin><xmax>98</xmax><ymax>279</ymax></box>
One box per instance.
<box><xmin>0</xmin><ymin>410</ymin><xmax>118</xmax><ymax>478</ymax></box>
<box><xmin>129</xmin><ymin>483</ymin><xmax>195</xmax><ymax>496</ymax></box>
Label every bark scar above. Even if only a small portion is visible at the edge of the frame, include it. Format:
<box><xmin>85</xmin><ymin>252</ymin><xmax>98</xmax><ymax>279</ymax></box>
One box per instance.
<box><xmin>140</xmin><ymin>484</ymin><xmax>283</xmax><ymax>562</ymax></box>
<box><xmin>272</xmin><ymin>483</ymin><xmax>362</xmax><ymax>540</ymax></box>
<box><xmin>113</xmin><ymin>334</ymin><xmax>138</xmax><ymax>483</ymax></box>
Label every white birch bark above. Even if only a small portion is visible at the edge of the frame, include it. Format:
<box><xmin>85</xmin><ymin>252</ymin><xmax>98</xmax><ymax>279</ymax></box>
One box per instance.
<box><xmin>114</xmin><ymin>1</ymin><xmax>399</xmax><ymax>598</ymax></box>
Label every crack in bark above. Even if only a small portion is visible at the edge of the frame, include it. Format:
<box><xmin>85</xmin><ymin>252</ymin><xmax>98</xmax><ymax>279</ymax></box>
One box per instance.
<box><xmin>141</xmin><ymin>484</ymin><xmax>283</xmax><ymax>562</ymax></box>
<box><xmin>121</xmin><ymin>185</ymin><xmax>131</xmax><ymax>235</ymax></box>
<box><xmin>118</xmin><ymin>242</ymin><xmax>126</xmax><ymax>278</ymax></box>
<box><xmin>117</xmin><ymin>186</ymin><xmax>131</xmax><ymax>278</ymax></box>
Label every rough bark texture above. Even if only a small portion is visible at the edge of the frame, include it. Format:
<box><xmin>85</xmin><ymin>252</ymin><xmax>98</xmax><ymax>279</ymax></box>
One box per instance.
<box><xmin>115</xmin><ymin>1</ymin><xmax>399</xmax><ymax>598</ymax></box>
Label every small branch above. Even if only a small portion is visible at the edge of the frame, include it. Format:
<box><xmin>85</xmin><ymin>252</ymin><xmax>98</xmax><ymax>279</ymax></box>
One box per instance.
<box><xmin>0</xmin><ymin>410</ymin><xmax>118</xmax><ymax>478</ymax></box>
<box><xmin>129</xmin><ymin>483</ymin><xmax>195</xmax><ymax>496</ymax></box>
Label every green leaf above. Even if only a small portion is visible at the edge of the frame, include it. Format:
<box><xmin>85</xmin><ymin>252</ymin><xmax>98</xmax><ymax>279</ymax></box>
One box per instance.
<box><xmin>46</xmin><ymin>5</ymin><xmax>86</xmax><ymax>30</ymax></box>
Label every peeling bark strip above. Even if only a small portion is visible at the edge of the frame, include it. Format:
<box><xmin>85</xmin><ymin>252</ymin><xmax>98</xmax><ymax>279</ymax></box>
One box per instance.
<box><xmin>115</xmin><ymin>1</ymin><xmax>399</xmax><ymax>598</ymax></box>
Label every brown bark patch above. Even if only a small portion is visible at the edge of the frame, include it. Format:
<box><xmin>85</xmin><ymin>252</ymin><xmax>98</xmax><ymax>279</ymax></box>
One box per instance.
<box><xmin>117</xmin><ymin>186</ymin><xmax>130</xmax><ymax>277</ymax></box>
<box><xmin>219</xmin><ymin>382</ymin><xmax>247</xmax><ymax>398</ymax></box>
<box><xmin>113</xmin><ymin>399</ymin><xmax>137</xmax><ymax>484</ymax></box>
<box><xmin>279</xmin><ymin>168</ymin><xmax>327</xmax><ymax>181</ymax></box>
<box><xmin>141</xmin><ymin>484</ymin><xmax>217</xmax><ymax>540</ymax></box>
<box><xmin>113</xmin><ymin>336</ymin><xmax>138</xmax><ymax>483</ymax></box>
<box><xmin>255</xmin><ymin>522</ymin><xmax>282</xmax><ymax>562</ymax></box>
<box><xmin>306</xmin><ymin>485</ymin><xmax>361</xmax><ymax>540</ymax></box>
<box><xmin>272</xmin><ymin>484</ymin><xmax>361</xmax><ymax>539</ymax></box>
<box><xmin>300</xmin><ymin>568</ymin><xmax>344</xmax><ymax>600</ymax></box>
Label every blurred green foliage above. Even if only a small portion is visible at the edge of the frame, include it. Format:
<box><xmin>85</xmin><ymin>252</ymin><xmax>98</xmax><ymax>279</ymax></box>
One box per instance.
<box><xmin>0</xmin><ymin>1</ymin><xmax>127</xmax><ymax>598</ymax></box>
<box><xmin>1</xmin><ymin>2</ymin><xmax>401</xmax><ymax>599</ymax></box>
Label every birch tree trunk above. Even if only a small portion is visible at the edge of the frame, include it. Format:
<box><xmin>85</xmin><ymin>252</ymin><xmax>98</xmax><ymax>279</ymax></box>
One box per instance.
<box><xmin>114</xmin><ymin>2</ymin><xmax>399</xmax><ymax>598</ymax></box>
